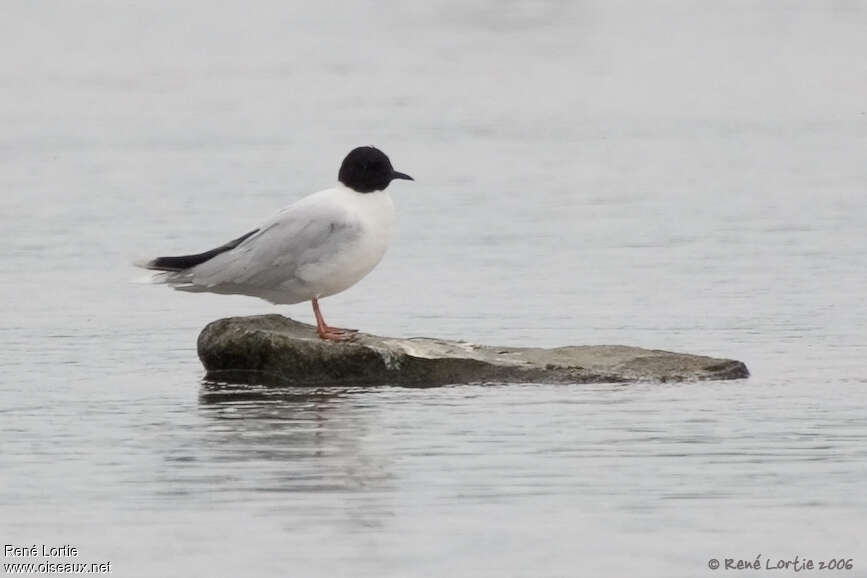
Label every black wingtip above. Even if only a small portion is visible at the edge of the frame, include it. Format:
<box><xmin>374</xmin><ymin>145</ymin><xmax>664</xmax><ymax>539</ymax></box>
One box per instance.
<box><xmin>147</xmin><ymin>256</ymin><xmax>188</xmax><ymax>272</ymax></box>
<box><xmin>143</xmin><ymin>229</ymin><xmax>259</xmax><ymax>272</ymax></box>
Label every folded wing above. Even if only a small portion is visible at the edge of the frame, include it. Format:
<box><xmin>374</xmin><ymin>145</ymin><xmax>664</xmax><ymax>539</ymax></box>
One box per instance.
<box><xmin>164</xmin><ymin>197</ymin><xmax>362</xmax><ymax>304</ymax></box>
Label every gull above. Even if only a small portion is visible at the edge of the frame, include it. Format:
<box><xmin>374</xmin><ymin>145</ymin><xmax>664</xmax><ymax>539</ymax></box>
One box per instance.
<box><xmin>137</xmin><ymin>146</ymin><xmax>413</xmax><ymax>341</ymax></box>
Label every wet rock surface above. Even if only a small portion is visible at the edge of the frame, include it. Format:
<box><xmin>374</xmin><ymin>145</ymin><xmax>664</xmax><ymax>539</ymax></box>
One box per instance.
<box><xmin>197</xmin><ymin>315</ymin><xmax>750</xmax><ymax>387</ymax></box>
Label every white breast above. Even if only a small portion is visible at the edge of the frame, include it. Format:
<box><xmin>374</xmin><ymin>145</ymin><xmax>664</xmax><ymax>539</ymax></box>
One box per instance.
<box><xmin>298</xmin><ymin>185</ymin><xmax>394</xmax><ymax>299</ymax></box>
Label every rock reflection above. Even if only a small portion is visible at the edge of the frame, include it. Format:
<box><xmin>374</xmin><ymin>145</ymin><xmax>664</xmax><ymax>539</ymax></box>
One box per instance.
<box><xmin>155</xmin><ymin>382</ymin><xmax>399</xmax><ymax>529</ymax></box>
<box><xmin>197</xmin><ymin>381</ymin><xmax>391</xmax><ymax>480</ymax></box>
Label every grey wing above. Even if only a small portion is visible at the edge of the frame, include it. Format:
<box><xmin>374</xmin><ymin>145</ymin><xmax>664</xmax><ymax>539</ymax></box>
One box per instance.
<box><xmin>185</xmin><ymin>202</ymin><xmax>361</xmax><ymax>296</ymax></box>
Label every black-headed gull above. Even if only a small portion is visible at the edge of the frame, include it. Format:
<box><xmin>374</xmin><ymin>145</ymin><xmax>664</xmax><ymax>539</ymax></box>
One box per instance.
<box><xmin>138</xmin><ymin>146</ymin><xmax>413</xmax><ymax>341</ymax></box>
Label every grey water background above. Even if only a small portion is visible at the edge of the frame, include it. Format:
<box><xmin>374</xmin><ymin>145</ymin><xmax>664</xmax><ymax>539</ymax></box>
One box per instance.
<box><xmin>1</xmin><ymin>1</ymin><xmax>866</xmax><ymax>576</ymax></box>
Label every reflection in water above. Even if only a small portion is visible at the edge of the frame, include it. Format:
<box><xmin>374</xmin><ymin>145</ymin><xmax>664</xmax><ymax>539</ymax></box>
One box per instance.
<box><xmin>183</xmin><ymin>382</ymin><xmax>396</xmax><ymax>530</ymax></box>
<box><xmin>199</xmin><ymin>381</ymin><xmax>352</xmax><ymax>406</ymax></box>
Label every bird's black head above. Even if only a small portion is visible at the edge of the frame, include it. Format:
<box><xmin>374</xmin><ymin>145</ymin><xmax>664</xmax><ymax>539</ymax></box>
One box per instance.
<box><xmin>338</xmin><ymin>146</ymin><xmax>413</xmax><ymax>193</ymax></box>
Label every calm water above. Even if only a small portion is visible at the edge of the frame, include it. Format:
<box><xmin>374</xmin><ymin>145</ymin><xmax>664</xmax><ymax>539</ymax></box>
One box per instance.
<box><xmin>2</xmin><ymin>2</ymin><xmax>866</xmax><ymax>576</ymax></box>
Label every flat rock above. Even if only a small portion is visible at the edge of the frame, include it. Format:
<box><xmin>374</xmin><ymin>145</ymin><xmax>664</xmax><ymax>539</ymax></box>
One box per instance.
<box><xmin>197</xmin><ymin>315</ymin><xmax>749</xmax><ymax>387</ymax></box>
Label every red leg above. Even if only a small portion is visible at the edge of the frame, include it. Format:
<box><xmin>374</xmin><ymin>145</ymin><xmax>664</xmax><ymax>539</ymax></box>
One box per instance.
<box><xmin>311</xmin><ymin>297</ymin><xmax>357</xmax><ymax>341</ymax></box>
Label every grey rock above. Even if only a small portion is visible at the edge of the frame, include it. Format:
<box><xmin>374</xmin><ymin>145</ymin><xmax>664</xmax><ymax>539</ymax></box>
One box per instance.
<box><xmin>197</xmin><ymin>314</ymin><xmax>749</xmax><ymax>387</ymax></box>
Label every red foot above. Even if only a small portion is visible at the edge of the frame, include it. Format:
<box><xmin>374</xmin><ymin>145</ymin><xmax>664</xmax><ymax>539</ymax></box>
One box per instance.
<box><xmin>311</xmin><ymin>297</ymin><xmax>359</xmax><ymax>342</ymax></box>
<box><xmin>316</xmin><ymin>327</ymin><xmax>357</xmax><ymax>342</ymax></box>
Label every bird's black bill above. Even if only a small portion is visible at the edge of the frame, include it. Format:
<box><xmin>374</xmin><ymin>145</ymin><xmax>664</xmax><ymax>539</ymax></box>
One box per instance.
<box><xmin>390</xmin><ymin>171</ymin><xmax>413</xmax><ymax>181</ymax></box>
